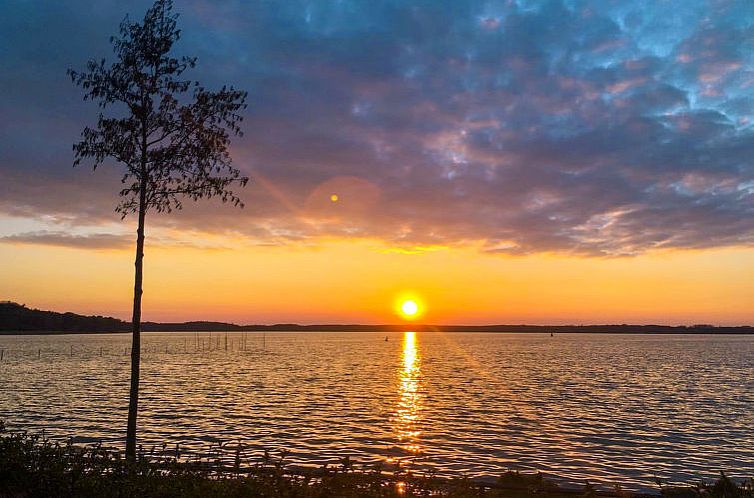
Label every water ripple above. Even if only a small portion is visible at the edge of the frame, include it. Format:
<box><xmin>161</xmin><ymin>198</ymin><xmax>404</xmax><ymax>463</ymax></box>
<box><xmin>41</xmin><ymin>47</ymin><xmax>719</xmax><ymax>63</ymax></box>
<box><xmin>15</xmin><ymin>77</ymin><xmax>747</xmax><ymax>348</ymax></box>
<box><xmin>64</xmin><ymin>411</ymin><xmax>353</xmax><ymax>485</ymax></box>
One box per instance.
<box><xmin>0</xmin><ymin>332</ymin><xmax>752</xmax><ymax>492</ymax></box>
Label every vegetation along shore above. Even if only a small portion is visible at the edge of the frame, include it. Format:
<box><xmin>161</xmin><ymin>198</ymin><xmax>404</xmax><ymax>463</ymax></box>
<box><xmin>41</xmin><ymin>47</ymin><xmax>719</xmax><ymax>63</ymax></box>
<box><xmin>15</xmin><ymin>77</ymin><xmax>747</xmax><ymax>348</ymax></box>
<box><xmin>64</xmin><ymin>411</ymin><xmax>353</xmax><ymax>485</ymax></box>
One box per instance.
<box><xmin>1</xmin><ymin>425</ymin><xmax>752</xmax><ymax>498</ymax></box>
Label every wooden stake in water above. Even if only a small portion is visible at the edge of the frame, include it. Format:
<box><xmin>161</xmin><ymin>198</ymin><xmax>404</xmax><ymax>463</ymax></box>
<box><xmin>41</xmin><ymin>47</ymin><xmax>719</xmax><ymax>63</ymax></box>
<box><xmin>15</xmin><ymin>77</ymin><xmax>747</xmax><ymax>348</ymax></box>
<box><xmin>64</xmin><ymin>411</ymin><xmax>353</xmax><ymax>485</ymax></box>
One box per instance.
<box><xmin>70</xmin><ymin>345</ymin><xmax>73</xmax><ymax>357</ymax></box>
<box><xmin>225</xmin><ymin>332</ymin><xmax>228</xmax><ymax>351</ymax></box>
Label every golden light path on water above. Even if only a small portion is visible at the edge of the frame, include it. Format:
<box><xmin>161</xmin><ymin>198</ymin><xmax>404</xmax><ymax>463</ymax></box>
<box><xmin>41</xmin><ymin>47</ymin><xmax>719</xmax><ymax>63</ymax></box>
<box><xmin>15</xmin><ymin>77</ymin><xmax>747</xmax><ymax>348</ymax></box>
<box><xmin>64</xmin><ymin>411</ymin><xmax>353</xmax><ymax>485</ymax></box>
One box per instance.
<box><xmin>395</xmin><ymin>331</ymin><xmax>423</xmax><ymax>457</ymax></box>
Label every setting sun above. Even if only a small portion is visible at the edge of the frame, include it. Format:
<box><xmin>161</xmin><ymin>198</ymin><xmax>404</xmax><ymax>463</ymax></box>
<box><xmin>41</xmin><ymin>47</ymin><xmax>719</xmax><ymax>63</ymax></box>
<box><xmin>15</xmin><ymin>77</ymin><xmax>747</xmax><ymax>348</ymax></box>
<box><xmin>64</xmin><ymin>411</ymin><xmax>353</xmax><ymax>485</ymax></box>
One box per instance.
<box><xmin>400</xmin><ymin>299</ymin><xmax>420</xmax><ymax>320</ymax></box>
<box><xmin>402</xmin><ymin>300</ymin><xmax>418</xmax><ymax>316</ymax></box>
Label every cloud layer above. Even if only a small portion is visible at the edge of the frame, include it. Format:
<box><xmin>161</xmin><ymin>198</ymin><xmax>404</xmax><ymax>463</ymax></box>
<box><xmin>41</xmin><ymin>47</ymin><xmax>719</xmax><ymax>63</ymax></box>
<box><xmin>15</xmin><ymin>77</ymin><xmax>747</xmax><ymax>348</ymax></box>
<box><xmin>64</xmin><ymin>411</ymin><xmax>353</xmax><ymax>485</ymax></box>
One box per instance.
<box><xmin>0</xmin><ymin>231</ymin><xmax>132</xmax><ymax>250</ymax></box>
<box><xmin>2</xmin><ymin>0</ymin><xmax>754</xmax><ymax>255</ymax></box>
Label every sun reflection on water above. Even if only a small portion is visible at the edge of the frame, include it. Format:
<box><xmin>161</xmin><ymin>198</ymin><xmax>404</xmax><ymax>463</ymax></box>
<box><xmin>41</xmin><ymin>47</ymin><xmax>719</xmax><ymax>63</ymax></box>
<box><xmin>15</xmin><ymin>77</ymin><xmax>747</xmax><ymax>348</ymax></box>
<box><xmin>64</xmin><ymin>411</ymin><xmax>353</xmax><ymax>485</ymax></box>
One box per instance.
<box><xmin>395</xmin><ymin>331</ymin><xmax>423</xmax><ymax>457</ymax></box>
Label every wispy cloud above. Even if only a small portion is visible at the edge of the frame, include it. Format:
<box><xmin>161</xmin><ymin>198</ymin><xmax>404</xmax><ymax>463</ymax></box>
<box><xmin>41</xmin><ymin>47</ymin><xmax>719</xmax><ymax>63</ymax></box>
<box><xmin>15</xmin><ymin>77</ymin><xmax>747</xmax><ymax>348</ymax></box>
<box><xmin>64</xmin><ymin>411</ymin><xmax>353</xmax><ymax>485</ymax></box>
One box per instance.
<box><xmin>0</xmin><ymin>231</ymin><xmax>131</xmax><ymax>250</ymax></box>
<box><xmin>380</xmin><ymin>245</ymin><xmax>449</xmax><ymax>255</ymax></box>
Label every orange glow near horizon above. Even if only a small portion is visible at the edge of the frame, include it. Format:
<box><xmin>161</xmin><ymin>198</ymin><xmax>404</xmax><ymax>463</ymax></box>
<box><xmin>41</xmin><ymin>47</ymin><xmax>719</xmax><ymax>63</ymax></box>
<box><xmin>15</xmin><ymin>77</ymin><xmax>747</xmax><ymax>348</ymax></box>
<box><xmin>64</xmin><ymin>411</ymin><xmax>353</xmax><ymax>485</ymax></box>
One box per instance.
<box><xmin>1</xmin><ymin>234</ymin><xmax>754</xmax><ymax>325</ymax></box>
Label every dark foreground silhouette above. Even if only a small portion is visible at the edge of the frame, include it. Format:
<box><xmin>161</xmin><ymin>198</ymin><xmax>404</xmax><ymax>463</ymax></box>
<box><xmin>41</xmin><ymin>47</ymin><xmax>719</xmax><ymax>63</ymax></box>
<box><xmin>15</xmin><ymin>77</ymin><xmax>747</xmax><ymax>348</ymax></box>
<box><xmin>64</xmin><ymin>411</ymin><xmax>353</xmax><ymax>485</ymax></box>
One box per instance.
<box><xmin>67</xmin><ymin>0</ymin><xmax>250</xmax><ymax>461</ymax></box>
<box><xmin>1</xmin><ymin>302</ymin><xmax>752</xmax><ymax>335</ymax></box>
<box><xmin>1</xmin><ymin>425</ymin><xmax>751</xmax><ymax>498</ymax></box>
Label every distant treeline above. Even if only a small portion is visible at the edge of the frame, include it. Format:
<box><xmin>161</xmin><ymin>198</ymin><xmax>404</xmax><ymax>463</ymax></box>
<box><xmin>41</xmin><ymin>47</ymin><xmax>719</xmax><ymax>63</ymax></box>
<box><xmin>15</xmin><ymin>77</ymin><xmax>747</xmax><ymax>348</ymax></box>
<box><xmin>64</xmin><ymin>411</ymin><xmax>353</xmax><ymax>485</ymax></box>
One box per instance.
<box><xmin>0</xmin><ymin>301</ymin><xmax>126</xmax><ymax>333</ymax></box>
<box><xmin>1</xmin><ymin>301</ymin><xmax>752</xmax><ymax>334</ymax></box>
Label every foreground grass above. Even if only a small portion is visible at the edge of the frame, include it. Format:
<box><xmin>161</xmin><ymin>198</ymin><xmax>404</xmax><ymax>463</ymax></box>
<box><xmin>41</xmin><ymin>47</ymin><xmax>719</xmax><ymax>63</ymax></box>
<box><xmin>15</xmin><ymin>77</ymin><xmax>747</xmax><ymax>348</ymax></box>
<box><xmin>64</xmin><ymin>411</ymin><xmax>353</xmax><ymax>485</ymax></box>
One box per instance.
<box><xmin>1</xmin><ymin>425</ymin><xmax>751</xmax><ymax>498</ymax></box>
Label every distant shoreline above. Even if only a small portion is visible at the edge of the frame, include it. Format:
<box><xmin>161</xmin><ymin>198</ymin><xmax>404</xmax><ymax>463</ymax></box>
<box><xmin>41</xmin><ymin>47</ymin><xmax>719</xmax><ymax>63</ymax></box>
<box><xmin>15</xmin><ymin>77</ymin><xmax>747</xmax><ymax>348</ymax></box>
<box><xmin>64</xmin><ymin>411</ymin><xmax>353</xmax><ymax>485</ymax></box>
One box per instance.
<box><xmin>3</xmin><ymin>325</ymin><xmax>754</xmax><ymax>336</ymax></box>
<box><xmin>2</xmin><ymin>301</ymin><xmax>752</xmax><ymax>335</ymax></box>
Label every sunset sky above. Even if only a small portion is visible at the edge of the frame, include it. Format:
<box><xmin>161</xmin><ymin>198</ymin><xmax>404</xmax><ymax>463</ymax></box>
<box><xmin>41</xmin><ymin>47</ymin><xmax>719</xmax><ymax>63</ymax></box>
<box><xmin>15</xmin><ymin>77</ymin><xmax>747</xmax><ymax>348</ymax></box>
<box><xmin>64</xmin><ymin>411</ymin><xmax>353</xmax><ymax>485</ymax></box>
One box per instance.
<box><xmin>1</xmin><ymin>0</ymin><xmax>754</xmax><ymax>325</ymax></box>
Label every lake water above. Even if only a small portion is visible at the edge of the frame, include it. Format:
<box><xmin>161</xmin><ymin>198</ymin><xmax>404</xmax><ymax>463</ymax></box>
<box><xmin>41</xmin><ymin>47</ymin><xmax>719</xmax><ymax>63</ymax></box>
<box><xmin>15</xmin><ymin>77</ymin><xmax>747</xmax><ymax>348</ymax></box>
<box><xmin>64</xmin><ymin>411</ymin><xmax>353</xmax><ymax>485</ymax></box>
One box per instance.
<box><xmin>1</xmin><ymin>332</ymin><xmax>752</xmax><ymax>491</ymax></box>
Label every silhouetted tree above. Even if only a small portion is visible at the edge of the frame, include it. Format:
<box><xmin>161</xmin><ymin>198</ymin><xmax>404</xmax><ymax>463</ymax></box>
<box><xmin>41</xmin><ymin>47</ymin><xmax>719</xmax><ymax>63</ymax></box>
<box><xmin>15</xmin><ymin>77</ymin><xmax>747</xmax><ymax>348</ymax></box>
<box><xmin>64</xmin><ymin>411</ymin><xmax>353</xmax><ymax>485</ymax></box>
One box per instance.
<box><xmin>69</xmin><ymin>0</ymin><xmax>248</xmax><ymax>460</ymax></box>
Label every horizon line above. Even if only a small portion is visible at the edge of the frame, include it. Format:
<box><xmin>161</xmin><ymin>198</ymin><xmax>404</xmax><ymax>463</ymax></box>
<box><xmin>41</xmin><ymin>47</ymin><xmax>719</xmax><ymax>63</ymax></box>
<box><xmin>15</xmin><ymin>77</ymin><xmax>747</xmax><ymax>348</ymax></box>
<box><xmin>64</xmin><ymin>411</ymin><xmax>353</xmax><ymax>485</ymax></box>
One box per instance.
<box><xmin>156</xmin><ymin>320</ymin><xmax>754</xmax><ymax>329</ymax></box>
<box><xmin>3</xmin><ymin>301</ymin><xmax>753</xmax><ymax>329</ymax></box>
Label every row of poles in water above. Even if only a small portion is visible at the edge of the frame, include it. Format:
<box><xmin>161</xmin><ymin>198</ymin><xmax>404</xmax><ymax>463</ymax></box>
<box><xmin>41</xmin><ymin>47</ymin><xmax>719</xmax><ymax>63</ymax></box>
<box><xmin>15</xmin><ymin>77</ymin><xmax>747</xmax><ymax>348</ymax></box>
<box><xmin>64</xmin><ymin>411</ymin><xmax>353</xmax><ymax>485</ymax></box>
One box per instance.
<box><xmin>0</xmin><ymin>332</ymin><xmax>266</xmax><ymax>362</ymax></box>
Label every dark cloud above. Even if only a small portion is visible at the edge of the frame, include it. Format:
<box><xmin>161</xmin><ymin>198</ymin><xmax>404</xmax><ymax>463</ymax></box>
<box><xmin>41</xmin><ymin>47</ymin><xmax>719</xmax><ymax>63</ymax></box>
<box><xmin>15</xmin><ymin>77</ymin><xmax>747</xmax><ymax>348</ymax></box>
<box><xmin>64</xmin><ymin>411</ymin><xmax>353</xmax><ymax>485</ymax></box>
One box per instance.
<box><xmin>1</xmin><ymin>0</ymin><xmax>754</xmax><ymax>255</ymax></box>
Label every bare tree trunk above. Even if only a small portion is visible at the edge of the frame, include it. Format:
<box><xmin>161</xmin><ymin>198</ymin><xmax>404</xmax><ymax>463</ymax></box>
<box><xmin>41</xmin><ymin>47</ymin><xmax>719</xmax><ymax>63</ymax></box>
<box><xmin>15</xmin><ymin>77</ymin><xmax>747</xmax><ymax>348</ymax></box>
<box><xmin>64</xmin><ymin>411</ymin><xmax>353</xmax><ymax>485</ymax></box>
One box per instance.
<box><xmin>126</xmin><ymin>175</ymin><xmax>147</xmax><ymax>461</ymax></box>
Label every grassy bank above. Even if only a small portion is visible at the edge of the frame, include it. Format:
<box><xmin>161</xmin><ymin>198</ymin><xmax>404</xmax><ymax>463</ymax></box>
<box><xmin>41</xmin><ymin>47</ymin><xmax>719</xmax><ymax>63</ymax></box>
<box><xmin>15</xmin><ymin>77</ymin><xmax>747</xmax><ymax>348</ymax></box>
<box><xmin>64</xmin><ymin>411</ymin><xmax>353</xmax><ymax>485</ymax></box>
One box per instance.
<box><xmin>1</xmin><ymin>425</ymin><xmax>751</xmax><ymax>498</ymax></box>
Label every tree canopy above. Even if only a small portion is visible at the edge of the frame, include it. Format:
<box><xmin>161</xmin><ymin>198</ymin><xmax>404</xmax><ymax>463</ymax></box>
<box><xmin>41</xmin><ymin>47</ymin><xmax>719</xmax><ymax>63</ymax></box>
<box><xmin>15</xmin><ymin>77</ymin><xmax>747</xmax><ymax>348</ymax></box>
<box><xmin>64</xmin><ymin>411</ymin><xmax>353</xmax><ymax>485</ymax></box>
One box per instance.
<box><xmin>68</xmin><ymin>0</ymin><xmax>249</xmax><ymax>216</ymax></box>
